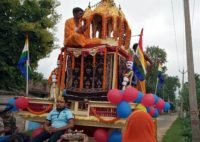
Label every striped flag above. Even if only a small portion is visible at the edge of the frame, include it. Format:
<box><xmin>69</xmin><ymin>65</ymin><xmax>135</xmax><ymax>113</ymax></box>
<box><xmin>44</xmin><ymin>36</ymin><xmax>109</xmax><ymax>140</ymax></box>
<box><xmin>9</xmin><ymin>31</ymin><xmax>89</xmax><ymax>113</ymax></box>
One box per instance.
<box><xmin>17</xmin><ymin>36</ymin><xmax>30</xmax><ymax>79</ymax></box>
<box><xmin>157</xmin><ymin>63</ymin><xmax>164</xmax><ymax>90</ymax></box>
<box><xmin>135</xmin><ymin>28</ymin><xmax>146</xmax><ymax>75</ymax></box>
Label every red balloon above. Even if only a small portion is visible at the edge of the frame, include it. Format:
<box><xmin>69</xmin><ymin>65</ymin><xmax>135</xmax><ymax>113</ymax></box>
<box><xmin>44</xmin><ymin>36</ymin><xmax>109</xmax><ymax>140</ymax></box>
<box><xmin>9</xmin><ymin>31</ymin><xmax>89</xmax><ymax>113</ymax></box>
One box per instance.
<box><xmin>141</xmin><ymin>93</ymin><xmax>155</xmax><ymax>107</ymax></box>
<box><xmin>123</xmin><ymin>86</ymin><xmax>138</xmax><ymax>102</ymax></box>
<box><xmin>32</xmin><ymin>127</ymin><xmax>44</xmax><ymax>138</ymax></box>
<box><xmin>94</xmin><ymin>129</ymin><xmax>108</xmax><ymax>142</ymax></box>
<box><xmin>155</xmin><ymin>98</ymin><xmax>165</xmax><ymax>110</ymax></box>
<box><xmin>107</xmin><ymin>89</ymin><xmax>122</xmax><ymax>104</ymax></box>
<box><xmin>15</xmin><ymin>97</ymin><xmax>29</xmax><ymax>109</ymax></box>
<box><xmin>148</xmin><ymin>107</ymin><xmax>155</xmax><ymax>116</ymax></box>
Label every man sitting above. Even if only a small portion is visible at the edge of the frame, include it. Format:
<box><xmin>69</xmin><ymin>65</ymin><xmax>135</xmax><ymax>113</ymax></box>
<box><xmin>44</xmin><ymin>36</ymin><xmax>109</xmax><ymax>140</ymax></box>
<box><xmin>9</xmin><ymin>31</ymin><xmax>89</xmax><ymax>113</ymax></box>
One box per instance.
<box><xmin>32</xmin><ymin>95</ymin><xmax>75</xmax><ymax>142</ymax></box>
<box><xmin>64</xmin><ymin>7</ymin><xmax>101</xmax><ymax>47</ymax></box>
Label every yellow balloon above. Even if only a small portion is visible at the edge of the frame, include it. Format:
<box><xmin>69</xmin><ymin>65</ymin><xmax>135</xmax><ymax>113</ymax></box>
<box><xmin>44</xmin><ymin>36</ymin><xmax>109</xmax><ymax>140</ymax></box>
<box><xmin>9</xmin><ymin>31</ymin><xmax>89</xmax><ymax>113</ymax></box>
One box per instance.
<box><xmin>135</xmin><ymin>104</ymin><xmax>147</xmax><ymax>112</ymax></box>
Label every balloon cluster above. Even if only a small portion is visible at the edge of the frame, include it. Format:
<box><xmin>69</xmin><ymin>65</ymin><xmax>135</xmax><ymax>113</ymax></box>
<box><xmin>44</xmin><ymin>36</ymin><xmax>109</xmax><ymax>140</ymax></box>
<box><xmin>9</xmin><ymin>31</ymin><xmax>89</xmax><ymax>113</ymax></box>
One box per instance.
<box><xmin>5</xmin><ymin>97</ymin><xmax>29</xmax><ymax>112</ymax></box>
<box><xmin>107</xmin><ymin>86</ymin><xmax>171</xmax><ymax>118</ymax></box>
<box><xmin>94</xmin><ymin>129</ymin><xmax>122</xmax><ymax>142</ymax></box>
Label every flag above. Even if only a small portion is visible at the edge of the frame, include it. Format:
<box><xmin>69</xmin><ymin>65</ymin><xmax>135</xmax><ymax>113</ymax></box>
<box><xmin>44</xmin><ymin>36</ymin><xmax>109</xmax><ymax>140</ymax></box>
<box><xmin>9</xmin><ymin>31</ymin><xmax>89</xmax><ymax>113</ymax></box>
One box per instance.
<box><xmin>17</xmin><ymin>36</ymin><xmax>30</xmax><ymax>79</ymax></box>
<box><xmin>157</xmin><ymin>63</ymin><xmax>164</xmax><ymax>90</ymax></box>
<box><xmin>135</xmin><ymin>28</ymin><xmax>146</xmax><ymax>75</ymax></box>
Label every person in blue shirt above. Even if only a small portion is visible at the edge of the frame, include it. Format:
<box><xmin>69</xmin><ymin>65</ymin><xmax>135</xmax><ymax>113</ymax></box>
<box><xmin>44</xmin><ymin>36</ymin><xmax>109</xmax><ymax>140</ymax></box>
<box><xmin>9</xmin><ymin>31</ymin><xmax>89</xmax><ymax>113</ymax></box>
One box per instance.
<box><xmin>32</xmin><ymin>95</ymin><xmax>75</xmax><ymax>142</ymax></box>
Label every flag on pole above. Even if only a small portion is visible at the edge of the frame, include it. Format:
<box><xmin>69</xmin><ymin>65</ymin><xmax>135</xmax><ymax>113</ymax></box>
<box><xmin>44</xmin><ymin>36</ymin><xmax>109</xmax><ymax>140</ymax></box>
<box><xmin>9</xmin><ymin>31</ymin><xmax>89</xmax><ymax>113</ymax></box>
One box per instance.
<box><xmin>17</xmin><ymin>36</ymin><xmax>30</xmax><ymax>79</ymax></box>
<box><xmin>135</xmin><ymin>28</ymin><xmax>146</xmax><ymax>75</ymax></box>
<box><xmin>157</xmin><ymin>63</ymin><xmax>164</xmax><ymax>90</ymax></box>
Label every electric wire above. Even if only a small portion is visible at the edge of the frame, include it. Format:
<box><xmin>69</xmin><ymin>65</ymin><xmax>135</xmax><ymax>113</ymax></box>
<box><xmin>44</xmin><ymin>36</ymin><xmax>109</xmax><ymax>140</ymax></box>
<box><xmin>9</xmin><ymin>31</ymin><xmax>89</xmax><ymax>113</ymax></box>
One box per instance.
<box><xmin>170</xmin><ymin>0</ymin><xmax>180</xmax><ymax>71</ymax></box>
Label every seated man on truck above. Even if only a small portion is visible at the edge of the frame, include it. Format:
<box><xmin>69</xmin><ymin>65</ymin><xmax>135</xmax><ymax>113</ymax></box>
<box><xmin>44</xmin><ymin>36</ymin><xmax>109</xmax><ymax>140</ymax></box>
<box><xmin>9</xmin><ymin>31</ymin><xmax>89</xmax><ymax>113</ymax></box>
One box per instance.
<box><xmin>32</xmin><ymin>95</ymin><xmax>75</xmax><ymax>142</ymax></box>
<box><xmin>64</xmin><ymin>7</ymin><xmax>101</xmax><ymax>47</ymax></box>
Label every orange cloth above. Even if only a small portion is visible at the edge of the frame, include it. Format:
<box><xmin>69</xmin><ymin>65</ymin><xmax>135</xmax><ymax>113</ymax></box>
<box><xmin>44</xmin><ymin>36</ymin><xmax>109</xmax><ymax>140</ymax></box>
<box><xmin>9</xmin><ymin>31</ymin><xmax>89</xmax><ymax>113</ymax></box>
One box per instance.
<box><xmin>137</xmin><ymin>80</ymin><xmax>146</xmax><ymax>94</ymax></box>
<box><xmin>64</xmin><ymin>18</ymin><xmax>101</xmax><ymax>47</ymax></box>
<box><xmin>122</xmin><ymin>110</ymin><xmax>156</xmax><ymax>142</ymax></box>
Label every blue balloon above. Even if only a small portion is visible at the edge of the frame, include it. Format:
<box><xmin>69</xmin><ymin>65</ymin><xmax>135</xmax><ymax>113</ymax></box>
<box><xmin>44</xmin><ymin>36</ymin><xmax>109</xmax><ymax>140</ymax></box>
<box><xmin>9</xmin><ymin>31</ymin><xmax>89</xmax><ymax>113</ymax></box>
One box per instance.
<box><xmin>109</xmin><ymin>130</ymin><xmax>122</xmax><ymax>142</ymax></box>
<box><xmin>7</xmin><ymin>98</ymin><xmax>18</xmax><ymax>112</ymax></box>
<box><xmin>146</xmin><ymin>107</ymin><xmax>150</xmax><ymax>112</ymax></box>
<box><xmin>153</xmin><ymin>94</ymin><xmax>159</xmax><ymax>104</ymax></box>
<box><xmin>117</xmin><ymin>101</ymin><xmax>131</xmax><ymax>118</ymax></box>
<box><xmin>163</xmin><ymin>102</ymin><xmax>171</xmax><ymax>112</ymax></box>
<box><xmin>134</xmin><ymin>91</ymin><xmax>143</xmax><ymax>103</ymax></box>
<box><xmin>153</xmin><ymin>108</ymin><xmax>159</xmax><ymax>118</ymax></box>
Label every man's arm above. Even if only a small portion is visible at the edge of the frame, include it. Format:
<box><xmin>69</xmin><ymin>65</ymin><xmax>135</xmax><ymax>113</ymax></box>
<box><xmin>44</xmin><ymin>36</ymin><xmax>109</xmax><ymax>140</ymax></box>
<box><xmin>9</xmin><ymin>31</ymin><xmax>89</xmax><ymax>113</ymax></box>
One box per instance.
<box><xmin>49</xmin><ymin>118</ymin><xmax>75</xmax><ymax>133</ymax></box>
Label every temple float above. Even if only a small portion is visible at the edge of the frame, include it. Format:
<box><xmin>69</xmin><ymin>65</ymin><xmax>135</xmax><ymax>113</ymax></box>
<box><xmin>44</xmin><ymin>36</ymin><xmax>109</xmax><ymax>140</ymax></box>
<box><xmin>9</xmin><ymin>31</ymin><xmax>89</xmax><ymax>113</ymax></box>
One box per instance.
<box><xmin>14</xmin><ymin>0</ymin><xmax>170</xmax><ymax>141</ymax></box>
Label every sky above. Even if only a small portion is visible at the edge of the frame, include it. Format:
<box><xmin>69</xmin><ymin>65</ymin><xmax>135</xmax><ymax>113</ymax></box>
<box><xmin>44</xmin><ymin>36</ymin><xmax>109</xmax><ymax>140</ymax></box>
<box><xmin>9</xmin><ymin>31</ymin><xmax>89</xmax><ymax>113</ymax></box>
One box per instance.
<box><xmin>37</xmin><ymin>0</ymin><xmax>200</xmax><ymax>84</ymax></box>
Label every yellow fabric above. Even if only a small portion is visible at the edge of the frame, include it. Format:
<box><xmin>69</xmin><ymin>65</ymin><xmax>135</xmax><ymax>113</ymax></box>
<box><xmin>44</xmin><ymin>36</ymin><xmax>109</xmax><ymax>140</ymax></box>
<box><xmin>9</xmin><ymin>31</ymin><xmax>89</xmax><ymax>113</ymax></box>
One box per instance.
<box><xmin>122</xmin><ymin>111</ymin><xmax>156</xmax><ymax>142</ymax></box>
<box><xmin>64</xmin><ymin>18</ymin><xmax>101</xmax><ymax>47</ymax></box>
<box><xmin>135</xmin><ymin>104</ymin><xmax>147</xmax><ymax>112</ymax></box>
<box><xmin>137</xmin><ymin>80</ymin><xmax>146</xmax><ymax>94</ymax></box>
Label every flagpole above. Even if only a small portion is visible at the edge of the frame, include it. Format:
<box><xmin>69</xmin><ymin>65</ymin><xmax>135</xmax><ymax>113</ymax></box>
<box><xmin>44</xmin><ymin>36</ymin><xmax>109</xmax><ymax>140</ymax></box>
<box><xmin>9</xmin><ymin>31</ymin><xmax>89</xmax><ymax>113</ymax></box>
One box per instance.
<box><xmin>26</xmin><ymin>34</ymin><xmax>29</xmax><ymax>96</ymax></box>
<box><xmin>155</xmin><ymin>78</ymin><xmax>158</xmax><ymax>95</ymax></box>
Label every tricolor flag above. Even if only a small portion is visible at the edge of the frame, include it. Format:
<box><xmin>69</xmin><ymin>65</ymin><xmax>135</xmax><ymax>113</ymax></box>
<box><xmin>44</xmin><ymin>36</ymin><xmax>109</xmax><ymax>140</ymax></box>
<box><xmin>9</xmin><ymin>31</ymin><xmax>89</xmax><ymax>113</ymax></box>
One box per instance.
<box><xmin>135</xmin><ymin>28</ymin><xmax>146</xmax><ymax>75</ymax></box>
<box><xmin>157</xmin><ymin>63</ymin><xmax>164</xmax><ymax>90</ymax></box>
<box><xmin>17</xmin><ymin>36</ymin><xmax>30</xmax><ymax>79</ymax></box>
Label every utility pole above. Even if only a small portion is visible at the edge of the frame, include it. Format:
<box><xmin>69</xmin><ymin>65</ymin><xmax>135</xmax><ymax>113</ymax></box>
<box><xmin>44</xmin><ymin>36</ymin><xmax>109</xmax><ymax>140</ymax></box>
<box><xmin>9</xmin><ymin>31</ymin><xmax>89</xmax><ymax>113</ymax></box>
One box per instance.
<box><xmin>183</xmin><ymin>0</ymin><xmax>200</xmax><ymax>141</ymax></box>
<box><xmin>179</xmin><ymin>68</ymin><xmax>187</xmax><ymax>118</ymax></box>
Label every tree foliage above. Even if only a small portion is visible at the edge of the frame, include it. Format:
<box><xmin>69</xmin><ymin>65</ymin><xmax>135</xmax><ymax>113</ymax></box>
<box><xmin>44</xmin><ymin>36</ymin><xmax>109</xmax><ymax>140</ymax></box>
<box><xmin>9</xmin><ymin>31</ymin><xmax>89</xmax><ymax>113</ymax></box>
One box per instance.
<box><xmin>0</xmin><ymin>0</ymin><xmax>60</xmax><ymax>90</ymax></box>
<box><xmin>181</xmin><ymin>74</ymin><xmax>200</xmax><ymax>111</ymax></box>
<box><xmin>145</xmin><ymin>46</ymin><xmax>180</xmax><ymax>102</ymax></box>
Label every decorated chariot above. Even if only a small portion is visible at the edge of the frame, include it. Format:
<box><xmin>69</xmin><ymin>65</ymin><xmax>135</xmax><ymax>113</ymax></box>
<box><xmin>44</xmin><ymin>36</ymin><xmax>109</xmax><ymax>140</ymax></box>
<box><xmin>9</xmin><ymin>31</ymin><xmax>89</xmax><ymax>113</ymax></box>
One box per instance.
<box><xmin>14</xmin><ymin>0</ymin><xmax>170</xmax><ymax>141</ymax></box>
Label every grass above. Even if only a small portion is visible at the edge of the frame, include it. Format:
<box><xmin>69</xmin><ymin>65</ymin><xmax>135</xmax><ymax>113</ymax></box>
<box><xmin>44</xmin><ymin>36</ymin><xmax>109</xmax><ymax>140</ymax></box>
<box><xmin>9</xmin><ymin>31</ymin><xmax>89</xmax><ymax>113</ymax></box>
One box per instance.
<box><xmin>161</xmin><ymin>117</ymin><xmax>184</xmax><ymax>142</ymax></box>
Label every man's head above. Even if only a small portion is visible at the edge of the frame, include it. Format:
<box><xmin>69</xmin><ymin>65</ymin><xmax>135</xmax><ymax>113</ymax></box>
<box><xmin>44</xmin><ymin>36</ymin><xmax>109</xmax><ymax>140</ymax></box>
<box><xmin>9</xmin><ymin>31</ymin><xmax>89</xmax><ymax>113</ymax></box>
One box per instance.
<box><xmin>132</xmin><ymin>43</ymin><xmax>138</xmax><ymax>51</ymax></box>
<box><xmin>73</xmin><ymin>7</ymin><xmax>84</xmax><ymax>19</ymax></box>
<box><xmin>56</xmin><ymin>95</ymin><xmax>66</xmax><ymax>110</ymax></box>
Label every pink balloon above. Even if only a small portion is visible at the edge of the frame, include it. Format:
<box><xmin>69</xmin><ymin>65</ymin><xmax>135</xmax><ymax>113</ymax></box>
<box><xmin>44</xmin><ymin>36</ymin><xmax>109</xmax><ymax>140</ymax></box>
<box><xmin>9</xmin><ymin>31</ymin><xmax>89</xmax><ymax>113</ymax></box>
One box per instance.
<box><xmin>155</xmin><ymin>98</ymin><xmax>165</xmax><ymax>110</ymax></box>
<box><xmin>148</xmin><ymin>107</ymin><xmax>155</xmax><ymax>116</ymax></box>
<box><xmin>32</xmin><ymin>127</ymin><xmax>44</xmax><ymax>138</ymax></box>
<box><xmin>94</xmin><ymin>129</ymin><xmax>108</xmax><ymax>142</ymax></box>
<box><xmin>141</xmin><ymin>93</ymin><xmax>155</xmax><ymax>107</ymax></box>
<box><xmin>123</xmin><ymin>86</ymin><xmax>138</xmax><ymax>102</ymax></box>
<box><xmin>107</xmin><ymin>89</ymin><xmax>122</xmax><ymax>104</ymax></box>
<box><xmin>15</xmin><ymin>97</ymin><xmax>29</xmax><ymax>109</ymax></box>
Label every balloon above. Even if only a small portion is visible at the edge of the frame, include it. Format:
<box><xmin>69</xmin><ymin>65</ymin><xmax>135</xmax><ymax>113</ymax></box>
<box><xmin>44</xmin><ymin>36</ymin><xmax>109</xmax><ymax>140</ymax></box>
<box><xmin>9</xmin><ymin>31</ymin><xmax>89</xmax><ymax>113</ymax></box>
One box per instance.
<box><xmin>153</xmin><ymin>108</ymin><xmax>159</xmax><ymax>118</ymax></box>
<box><xmin>155</xmin><ymin>98</ymin><xmax>165</xmax><ymax>110</ymax></box>
<box><xmin>153</xmin><ymin>94</ymin><xmax>159</xmax><ymax>104</ymax></box>
<box><xmin>134</xmin><ymin>91</ymin><xmax>143</xmax><ymax>103</ymax></box>
<box><xmin>146</xmin><ymin>107</ymin><xmax>150</xmax><ymax>112</ymax></box>
<box><xmin>107</xmin><ymin>89</ymin><xmax>122</xmax><ymax>104</ymax></box>
<box><xmin>141</xmin><ymin>93</ymin><xmax>155</xmax><ymax>107</ymax></box>
<box><xmin>163</xmin><ymin>102</ymin><xmax>171</xmax><ymax>112</ymax></box>
<box><xmin>117</xmin><ymin>101</ymin><xmax>131</xmax><ymax>118</ymax></box>
<box><xmin>32</xmin><ymin>127</ymin><xmax>44</xmax><ymax>138</ymax></box>
<box><xmin>108</xmin><ymin>130</ymin><xmax>122</xmax><ymax>142</ymax></box>
<box><xmin>148</xmin><ymin>107</ymin><xmax>155</xmax><ymax>116</ymax></box>
<box><xmin>15</xmin><ymin>97</ymin><xmax>29</xmax><ymax>109</ymax></box>
<box><xmin>135</xmin><ymin>104</ymin><xmax>147</xmax><ymax>112</ymax></box>
<box><xmin>7</xmin><ymin>98</ymin><xmax>18</xmax><ymax>112</ymax></box>
<box><xmin>123</xmin><ymin>86</ymin><xmax>138</xmax><ymax>102</ymax></box>
<box><xmin>94</xmin><ymin>129</ymin><xmax>108</xmax><ymax>142</ymax></box>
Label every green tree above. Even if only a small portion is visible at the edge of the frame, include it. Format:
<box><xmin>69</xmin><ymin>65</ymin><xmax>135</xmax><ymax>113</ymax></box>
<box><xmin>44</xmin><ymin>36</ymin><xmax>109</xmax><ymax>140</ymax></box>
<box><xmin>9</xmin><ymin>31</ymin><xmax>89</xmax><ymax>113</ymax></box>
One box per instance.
<box><xmin>0</xmin><ymin>0</ymin><xmax>60</xmax><ymax>90</ymax></box>
<box><xmin>162</xmin><ymin>75</ymin><xmax>180</xmax><ymax>102</ymax></box>
<box><xmin>145</xmin><ymin>46</ymin><xmax>180</xmax><ymax>102</ymax></box>
<box><xmin>145</xmin><ymin>46</ymin><xmax>167</xmax><ymax>93</ymax></box>
<box><xmin>181</xmin><ymin>74</ymin><xmax>200</xmax><ymax>111</ymax></box>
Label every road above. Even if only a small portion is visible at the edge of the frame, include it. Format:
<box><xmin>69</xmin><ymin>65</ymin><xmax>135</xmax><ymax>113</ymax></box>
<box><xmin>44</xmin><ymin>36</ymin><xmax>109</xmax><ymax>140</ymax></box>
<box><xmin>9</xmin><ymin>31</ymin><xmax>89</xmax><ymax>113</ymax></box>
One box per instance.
<box><xmin>157</xmin><ymin>113</ymin><xmax>178</xmax><ymax>142</ymax></box>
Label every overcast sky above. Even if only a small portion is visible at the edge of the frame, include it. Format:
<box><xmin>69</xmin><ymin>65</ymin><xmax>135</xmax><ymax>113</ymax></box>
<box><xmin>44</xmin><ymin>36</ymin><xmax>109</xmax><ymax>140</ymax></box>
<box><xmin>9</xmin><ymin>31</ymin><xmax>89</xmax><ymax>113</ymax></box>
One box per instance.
<box><xmin>37</xmin><ymin>0</ymin><xmax>200</xmax><ymax>83</ymax></box>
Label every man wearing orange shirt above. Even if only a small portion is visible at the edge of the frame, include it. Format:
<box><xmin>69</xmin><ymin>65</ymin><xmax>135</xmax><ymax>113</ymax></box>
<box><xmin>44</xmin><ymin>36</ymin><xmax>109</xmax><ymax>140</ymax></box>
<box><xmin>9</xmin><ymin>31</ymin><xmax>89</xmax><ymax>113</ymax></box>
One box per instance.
<box><xmin>64</xmin><ymin>7</ymin><xmax>101</xmax><ymax>47</ymax></box>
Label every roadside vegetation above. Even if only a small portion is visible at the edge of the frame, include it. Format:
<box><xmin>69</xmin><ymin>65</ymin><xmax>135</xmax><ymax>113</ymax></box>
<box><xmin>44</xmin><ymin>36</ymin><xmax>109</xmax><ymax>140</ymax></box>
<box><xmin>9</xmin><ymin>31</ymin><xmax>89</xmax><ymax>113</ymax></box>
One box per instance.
<box><xmin>162</xmin><ymin>116</ymin><xmax>192</xmax><ymax>142</ymax></box>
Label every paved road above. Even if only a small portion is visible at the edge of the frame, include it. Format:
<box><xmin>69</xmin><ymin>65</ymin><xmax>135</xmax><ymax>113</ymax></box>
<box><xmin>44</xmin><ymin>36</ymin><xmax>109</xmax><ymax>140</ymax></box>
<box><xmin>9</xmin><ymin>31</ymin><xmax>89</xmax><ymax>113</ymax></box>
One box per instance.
<box><xmin>157</xmin><ymin>113</ymin><xmax>178</xmax><ymax>142</ymax></box>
